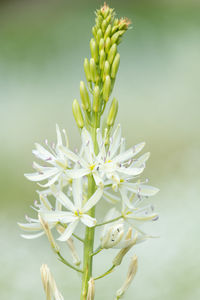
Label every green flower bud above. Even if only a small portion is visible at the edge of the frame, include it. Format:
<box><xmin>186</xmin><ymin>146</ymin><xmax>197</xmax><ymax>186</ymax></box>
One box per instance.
<box><xmin>104</xmin><ymin>24</ymin><xmax>111</xmax><ymax>40</ymax></box>
<box><xmin>100</xmin><ymin>50</ymin><xmax>106</xmax><ymax>70</ymax></box>
<box><xmin>111</xmin><ymin>53</ymin><xmax>120</xmax><ymax>78</ymax></box>
<box><xmin>104</xmin><ymin>60</ymin><xmax>110</xmax><ymax>78</ymax></box>
<box><xmin>93</xmin><ymin>85</ymin><xmax>100</xmax><ymax>112</ymax></box>
<box><xmin>113</xmin><ymin>18</ymin><xmax>119</xmax><ymax>26</ymax></box>
<box><xmin>72</xmin><ymin>99</ymin><xmax>84</xmax><ymax>128</ymax></box>
<box><xmin>92</xmin><ymin>26</ymin><xmax>97</xmax><ymax>38</ymax></box>
<box><xmin>111</xmin><ymin>25</ymin><xmax>118</xmax><ymax>34</ymax></box>
<box><xmin>97</xmin><ymin>29</ymin><xmax>103</xmax><ymax>43</ymax></box>
<box><xmin>105</xmin><ymin>14</ymin><xmax>112</xmax><ymax>24</ymax></box>
<box><xmin>105</xmin><ymin>37</ymin><xmax>111</xmax><ymax>53</ymax></box>
<box><xmin>90</xmin><ymin>58</ymin><xmax>97</xmax><ymax>82</ymax></box>
<box><xmin>90</xmin><ymin>38</ymin><xmax>99</xmax><ymax>63</ymax></box>
<box><xmin>107</xmin><ymin>98</ymin><xmax>118</xmax><ymax>126</ymax></box>
<box><xmin>103</xmin><ymin>75</ymin><xmax>111</xmax><ymax>102</ymax></box>
<box><xmin>84</xmin><ymin>58</ymin><xmax>91</xmax><ymax>82</ymax></box>
<box><xmin>108</xmin><ymin>44</ymin><xmax>117</xmax><ymax>65</ymax></box>
<box><xmin>99</xmin><ymin>38</ymin><xmax>104</xmax><ymax>52</ymax></box>
<box><xmin>101</xmin><ymin>19</ymin><xmax>107</xmax><ymax>33</ymax></box>
<box><xmin>111</xmin><ymin>30</ymin><xmax>125</xmax><ymax>44</ymax></box>
<box><xmin>80</xmin><ymin>81</ymin><xmax>91</xmax><ymax>112</ymax></box>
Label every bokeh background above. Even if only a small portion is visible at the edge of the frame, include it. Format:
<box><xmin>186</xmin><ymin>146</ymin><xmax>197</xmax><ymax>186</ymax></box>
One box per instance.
<box><xmin>0</xmin><ymin>0</ymin><xmax>200</xmax><ymax>299</ymax></box>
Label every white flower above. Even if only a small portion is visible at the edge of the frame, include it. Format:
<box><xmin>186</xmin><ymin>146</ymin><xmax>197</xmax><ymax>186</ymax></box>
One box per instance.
<box><xmin>41</xmin><ymin>178</ymin><xmax>103</xmax><ymax>241</ymax></box>
<box><xmin>25</xmin><ymin>124</ymin><xmax>72</xmax><ymax>188</ymax></box>
<box><xmin>18</xmin><ymin>194</ymin><xmax>56</xmax><ymax>239</ymax></box>
<box><xmin>62</xmin><ymin>125</ymin><xmax>146</xmax><ymax>187</ymax></box>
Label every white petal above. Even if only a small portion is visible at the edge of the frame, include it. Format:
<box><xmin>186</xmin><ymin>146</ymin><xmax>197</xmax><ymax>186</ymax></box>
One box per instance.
<box><xmin>93</xmin><ymin>172</ymin><xmax>104</xmax><ymax>187</ymax></box>
<box><xmin>56</xmin><ymin>124</ymin><xmax>63</xmax><ymax>147</ymax></box>
<box><xmin>117</xmin><ymin>166</ymin><xmax>144</xmax><ymax>176</ymax></box>
<box><xmin>119</xmin><ymin>187</ymin><xmax>135</xmax><ymax>209</ymax></box>
<box><xmin>65</xmin><ymin>168</ymin><xmax>90</xmax><ymax>179</ymax></box>
<box><xmin>34</xmin><ymin>143</ymin><xmax>55</xmax><ymax>161</ymax></box>
<box><xmin>123</xmin><ymin>183</ymin><xmax>159</xmax><ymax>197</ymax></box>
<box><xmin>55</xmin><ymin>192</ymin><xmax>75</xmax><ymax>212</ymax></box>
<box><xmin>120</xmin><ymin>137</ymin><xmax>126</xmax><ymax>154</ymax></box>
<box><xmin>81</xmin><ymin>214</ymin><xmax>96</xmax><ymax>227</ymax></box>
<box><xmin>72</xmin><ymin>178</ymin><xmax>82</xmax><ymax>209</ymax></box>
<box><xmin>57</xmin><ymin>220</ymin><xmax>79</xmax><ymax>241</ymax></box>
<box><xmin>131</xmin><ymin>152</ymin><xmax>150</xmax><ymax>168</ymax></box>
<box><xmin>103</xmin><ymin>190</ymin><xmax>120</xmax><ymax>204</ymax></box>
<box><xmin>25</xmin><ymin>168</ymin><xmax>59</xmax><ymax>182</ymax></box>
<box><xmin>41</xmin><ymin>211</ymin><xmax>76</xmax><ymax>223</ymax></box>
<box><xmin>114</xmin><ymin>142</ymin><xmax>145</xmax><ymax>164</ymax></box>
<box><xmin>81</xmin><ymin>128</ymin><xmax>95</xmax><ymax>164</ymax></box>
<box><xmin>38</xmin><ymin>172</ymin><xmax>61</xmax><ymax>188</ymax></box>
<box><xmin>21</xmin><ymin>231</ymin><xmax>45</xmax><ymax>239</ymax></box>
<box><xmin>82</xmin><ymin>188</ymin><xmax>103</xmax><ymax>212</ymax></box>
<box><xmin>109</xmin><ymin>124</ymin><xmax>121</xmax><ymax>159</ymax></box>
<box><xmin>18</xmin><ymin>222</ymin><xmax>43</xmax><ymax>231</ymax></box>
<box><xmin>59</xmin><ymin>145</ymin><xmax>82</xmax><ymax>164</ymax></box>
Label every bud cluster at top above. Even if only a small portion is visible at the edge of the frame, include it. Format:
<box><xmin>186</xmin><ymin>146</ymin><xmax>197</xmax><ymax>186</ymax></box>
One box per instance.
<box><xmin>73</xmin><ymin>3</ymin><xmax>131</xmax><ymax>132</ymax></box>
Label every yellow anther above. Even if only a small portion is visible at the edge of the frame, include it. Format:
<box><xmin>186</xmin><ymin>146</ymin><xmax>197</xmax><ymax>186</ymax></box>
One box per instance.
<box><xmin>90</xmin><ymin>164</ymin><xmax>95</xmax><ymax>171</ymax></box>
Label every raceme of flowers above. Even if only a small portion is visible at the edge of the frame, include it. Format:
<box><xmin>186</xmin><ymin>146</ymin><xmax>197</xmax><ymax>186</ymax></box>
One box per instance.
<box><xmin>19</xmin><ymin>124</ymin><xmax>159</xmax><ymax>245</ymax></box>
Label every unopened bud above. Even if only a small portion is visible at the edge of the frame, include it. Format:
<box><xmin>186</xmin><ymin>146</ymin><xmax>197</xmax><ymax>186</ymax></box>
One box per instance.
<box><xmin>104</xmin><ymin>24</ymin><xmax>111</xmax><ymax>40</ymax></box>
<box><xmin>111</xmin><ymin>25</ymin><xmax>118</xmax><ymax>35</ymax></box>
<box><xmin>80</xmin><ymin>81</ymin><xmax>91</xmax><ymax>112</ymax></box>
<box><xmin>84</xmin><ymin>58</ymin><xmax>91</xmax><ymax>82</ymax></box>
<box><xmin>39</xmin><ymin>215</ymin><xmax>59</xmax><ymax>253</ymax></box>
<box><xmin>116</xmin><ymin>255</ymin><xmax>138</xmax><ymax>299</ymax></box>
<box><xmin>104</xmin><ymin>60</ymin><xmax>110</xmax><ymax>78</ymax></box>
<box><xmin>111</xmin><ymin>30</ymin><xmax>125</xmax><ymax>44</ymax></box>
<box><xmin>108</xmin><ymin>44</ymin><xmax>117</xmax><ymax>65</ymax></box>
<box><xmin>113</xmin><ymin>18</ymin><xmax>119</xmax><ymax>26</ymax></box>
<box><xmin>40</xmin><ymin>264</ymin><xmax>64</xmax><ymax>300</ymax></box>
<box><xmin>72</xmin><ymin>99</ymin><xmax>84</xmax><ymax>128</ymax></box>
<box><xmin>107</xmin><ymin>98</ymin><xmax>118</xmax><ymax>126</ymax></box>
<box><xmin>90</xmin><ymin>38</ymin><xmax>99</xmax><ymax>63</ymax></box>
<box><xmin>90</xmin><ymin>58</ymin><xmax>98</xmax><ymax>83</ymax></box>
<box><xmin>101</xmin><ymin>19</ymin><xmax>107</xmax><ymax>33</ymax></box>
<box><xmin>92</xmin><ymin>26</ymin><xmax>97</xmax><ymax>38</ymax></box>
<box><xmin>105</xmin><ymin>37</ymin><xmax>111</xmax><ymax>53</ymax></box>
<box><xmin>111</xmin><ymin>53</ymin><xmax>120</xmax><ymax>78</ymax></box>
<box><xmin>87</xmin><ymin>278</ymin><xmax>95</xmax><ymax>300</ymax></box>
<box><xmin>100</xmin><ymin>50</ymin><xmax>106</xmax><ymax>70</ymax></box>
<box><xmin>93</xmin><ymin>85</ymin><xmax>100</xmax><ymax>112</ymax></box>
<box><xmin>97</xmin><ymin>29</ymin><xmax>103</xmax><ymax>43</ymax></box>
<box><xmin>99</xmin><ymin>38</ymin><xmax>104</xmax><ymax>52</ymax></box>
<box><xmin>103</xmin><ymin>75</ymin><xmax>111</xmax><ymax>102</ymax></box>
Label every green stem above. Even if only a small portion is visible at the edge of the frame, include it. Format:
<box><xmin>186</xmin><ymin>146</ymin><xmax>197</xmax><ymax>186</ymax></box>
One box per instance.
<box><xmin>57</xmin><ymin>252</ymin><xmax>83</xmax><ymax>273</ymax></box>
<box><xmin>95</xmin><ymin>216</ymin><xmax>122</xmax><ymax>227</ymax></box>
<box><xmin>94</xmin><ymin>265</ymin><xmax>115</xmax><ymax>280</ymax></box>
<box><xmin>81</xmin><ymin>175</ymin><xmax>96</xmax><ymax>300</ymax></box>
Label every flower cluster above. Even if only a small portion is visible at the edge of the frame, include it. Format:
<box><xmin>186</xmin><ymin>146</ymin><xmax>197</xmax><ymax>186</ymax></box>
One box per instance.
<box><xmin>19</xmin><ymin>124</ymin><xmax>159</xmax><ymax>244</ymax></box>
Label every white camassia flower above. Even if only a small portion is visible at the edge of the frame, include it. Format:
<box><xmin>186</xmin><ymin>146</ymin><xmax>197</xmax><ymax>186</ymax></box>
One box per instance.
<box><xmin>25</xmin><ymin>124</ymin><xmax>72</xmax><ymax>188</ymax></box>
<box><xmin>41</xmin><ymin>178</ymin><xmax>103</xmax><ymax>241</ymax></box>
<box><xmin>18</xmin><ymin>194</ymin><xmax>56</xmax><ymax>239</ymax></box>
<box><xmin>100</xmin><ymin>209</ymin><xmax>150</xmax><ymax>249</ymax></box>
<box><xmin>62</xmin><ymin>125</ymin><xmax>146</xmax><ymax>187</ymax></box>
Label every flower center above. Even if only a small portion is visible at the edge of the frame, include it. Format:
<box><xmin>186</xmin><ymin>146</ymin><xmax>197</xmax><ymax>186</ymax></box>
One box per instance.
<box><xmin>74</xmin><ymin>209</ymin><xmax>82</xmax><ymax>217</ymax></box>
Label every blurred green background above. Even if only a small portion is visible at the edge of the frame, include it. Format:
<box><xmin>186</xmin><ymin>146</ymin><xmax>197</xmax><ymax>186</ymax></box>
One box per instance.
<box><xmin>0</xmin><ymin>0</ymin><xmax>200</xmax><ymax>299</ymax></box>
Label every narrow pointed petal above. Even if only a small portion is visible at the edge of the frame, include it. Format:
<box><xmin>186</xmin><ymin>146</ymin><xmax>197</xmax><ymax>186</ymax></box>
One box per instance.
<box><xmin>21</xmin><ymin>231</ymin><xmax>45</xmax><ymax>239</ymax></box>
<box><xmin>65</xmin><ymin>168</ymin><xmax>90</xmax><ymax>179</ymax></box>
<box><xmin>59</xmin><ymin>145</ymin><xmax>82</xmax><ymax>164</ymax></box>
<box><xmin>117</xmin><ymin>166</ymin><xmax>144</xmax><ymax>176</ymax></box>
<box><xmin>103</xmin><ymin>190</ymin><xmax>120</xmax><ymax>204</ymax></box>
<box><xmin>109</xmin><ymin>124</ymin><xmax>121</xmax><ymax>159</ymax></box>
<box><xmin>123</xmin><ymin>183</ymin><xmax>159</xmax><ymax>197</ymax></box>
<box><xmin>38</xmin><ymin>173</ymin><xmax>60</xmax><ymax>188</ymax></box>
<box><xmin>18</xmin><ymin>222</ymin><xmax>43</xmax><ymax>231</ymax></box>
<box><xmin>57</xmin><ymin>220</ymin><xmax>79</xmax><ymax>241</ymax></box>
<box><xmin>82</xmin><ymin>188</ymin><xmax>103</xmax><ymax>212</ymax></box>
<box><xmin>131</xmin><ymin>152</ymin><xmax>150</xmax><ymax>168</ymax></box>
<box><xmin>55</xmin><ymin>192</ymin><xmax>75</xmax><ymax>212</ymax></box>
<box><xmin>25</xmin><ymin>168</ymin><xmax>59</xmax><ymax>182</ymax></box>
<box><xmin>114</xmin><ymin>142</ymin><xmax>145</xmax><ymax>164</ymax></box>
<box><xmin>41</xmin><ymin>211</ymin><xmax>76</xmax><ymax>223</ymax></box>
<box><xmin>81</xmin><ymin>214</ymin><xmax>96</xmax><ymax>227</ymax></box>
<box><xmin>56</xmin><ymin>124</ymin><xmax>63</xmax><ymax>147</ymax></box>
<box><xmin>72</xmin><ymin>178</ymin><xmax>82</xmax><ymax>209</ymax></box>
<box><xmin>34</xmin><ymin>143</ymin><xmax>55</xmax><ymax>161</ymax></box>
<box><xmin>81</xmin><ymin>128</ymin><xmax>95</xmax><ymax>164</ymax></box>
